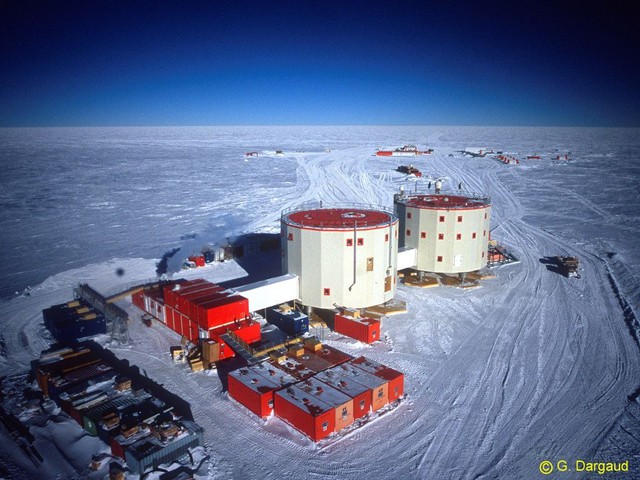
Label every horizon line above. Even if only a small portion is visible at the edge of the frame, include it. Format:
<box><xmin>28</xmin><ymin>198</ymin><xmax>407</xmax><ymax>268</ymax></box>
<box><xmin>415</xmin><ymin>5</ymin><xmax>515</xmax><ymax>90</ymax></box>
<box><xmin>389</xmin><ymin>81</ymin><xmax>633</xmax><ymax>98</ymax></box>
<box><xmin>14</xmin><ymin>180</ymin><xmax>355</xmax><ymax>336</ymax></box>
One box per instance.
<box><xmin>1</xmin><ymin>124</ymin><xmax>638</xmax><ymax>129</ymax></box>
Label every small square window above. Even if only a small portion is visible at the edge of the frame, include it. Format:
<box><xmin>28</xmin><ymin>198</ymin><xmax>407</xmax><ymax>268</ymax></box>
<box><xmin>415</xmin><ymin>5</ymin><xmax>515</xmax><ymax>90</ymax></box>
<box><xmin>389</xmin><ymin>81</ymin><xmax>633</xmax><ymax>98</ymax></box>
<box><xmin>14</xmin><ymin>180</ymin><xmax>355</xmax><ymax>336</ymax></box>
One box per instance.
<box><xmin>421</xmin><ymin>232</ymin><xmax>426</xmax><ymax>239</ymax></box>
<box><xmin>341</xmin><ymin>407</ymin><xmax>348</xmax><ymax>419</ymax></box>
<box><xmin>323</xmin><ymin>288</ymin><xmax>331</xmax><ymax>296</ymax></box>
<box><xmin>457</xmin><ymin>216</ymin><xmax>463</xmax><ymax>223</ymax></box>
<box><xmin>359</xmin><ymin>400</ymin><xmax>365</xmax><ymax>410</ymax></box>
<box><xmin>268</xmin><ymin>400</ymin><xmax>274</xmax><ymax>408</ymax></box>
<box><xmin>287</xmin><ymin>233</ymin><xmax>293</xmax><ymax>241</ymax></box>
<box><xmin>385</xmin><ymin>233</ymin><xmax>389</xmax><ymax>242</ymax></box>
<box><xmin>406</xmin><ymin>229</ymin><xmax>411</xmax><ymax>236</ymax></box>
<box><xmin>407</xmin><ymin>212</ymin><xmax>412</xmax><ymax>219</ymax></box>
<box><xmin>372</xmin><ymin>330</ymin><xmax>377</xmax><ymax>338</ymax></box>
<box><xmin>456</xmin><ymin>233</ymin><xmax>462</xmax><ymax>240</ymax></box>
<box><xmin>322</xmin><ymin>421</ymin><xmax>329</xmax><ymax>431</ymax></box>
<box><xmin>377</xmin><ymin>389</ymin><xmax>384</xmax><ymax>399</ymax></box>
<box><xmin>346</xmin><ymin>238</ymin><xmax>353</xmax><ymax>246</ymax></box>
<box><xmin>438</xmin><ymin>233</ymin><xmax>444</xmax><ymax>240</ymax></box>
<box><xmin>357</xmin><ymin>238</ymin><xmax>364</xmax><ymax>246</ymax></box>
<box><xmin>472</xmin><ymin>232</ymin><xmax>477</xmax><ymax>239</ymax></box>
<box><xmin>437</xmin><ymin>255</ymin><xmax>443</xmax><ymax>262</ymax></box>
<box><xmin>439</xmin><ymin>215</ymin><xmax>445</xmax><ymax>222</ymax></box>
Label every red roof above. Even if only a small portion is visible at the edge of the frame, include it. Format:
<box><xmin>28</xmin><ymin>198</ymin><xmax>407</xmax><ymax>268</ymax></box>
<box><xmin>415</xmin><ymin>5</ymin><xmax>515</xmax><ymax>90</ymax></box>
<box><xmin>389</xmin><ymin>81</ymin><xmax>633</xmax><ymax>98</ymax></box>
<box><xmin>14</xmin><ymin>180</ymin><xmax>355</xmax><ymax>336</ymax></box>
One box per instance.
<box><xmin>284</xmin><ymin>208</ymin><xmax>393</xmax><ymax>229</ymax></box>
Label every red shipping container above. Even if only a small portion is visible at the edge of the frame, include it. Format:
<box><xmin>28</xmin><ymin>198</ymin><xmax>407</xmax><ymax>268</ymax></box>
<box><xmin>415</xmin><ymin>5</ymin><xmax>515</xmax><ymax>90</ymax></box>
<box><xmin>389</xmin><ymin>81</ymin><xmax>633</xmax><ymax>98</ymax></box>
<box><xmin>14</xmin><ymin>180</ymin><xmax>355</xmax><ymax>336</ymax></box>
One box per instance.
<box><xmin>173</xmin><ymin>311</ymin><xmax>185</xmax><ymax>337</ymax></box>
<box><xmin>186</xmin><ymin>288</ymin><xmax>226</xmax><ymax>321</ymax></box>
<box><xmin>163</xmin><ymin>286</ymin><xmax>179</xmax><ymax>311</ymax></box>
<box><xmin>228</xmin><ymin>320</ymin><xmax>261</xmax><ymax>345</ymax></box>
<box><xmin>209</xmin><ymin>334</ymin><xmax>235</xmax><ymax>360</ymax></box>
<box><xmin>145</xmin><ymin>285</ymin><xmax>164</xmax><ymax>302</ymax></box>
<box><xmin>177</xmin><ymin>284</ymin><xmax>222</xmax><ymax>315</ymax></box>
<box><xmin>109</xmin><ymin>436</ymin><xmax>126</xmax><ymax>460</ymax></box>
<box><xmin>274</xmin><ymin>383</ymin><xmax>336</xmax><ymax>442</ymax></box>
<box><xmin>192</xmin><ymin>292</ymin><xmax>229</xmax><ymax>327</ymax></box>
<box><xmin>350</xmin><ymin>356</ymin><xmax>404</xmax><ymax>402</ymax></box>
<box><xmin>165</xmin><ymin>306</ymin><xmax>175</xmax><ymax>331</ymax></box>
<box><xmin>228</xmin><ymin>367</ymin><xmax>280</xmax><ymax>418</ymax></box>
<box><xmin>334</xmin><ymin>314</ymin><xmax>381</xmax><ymax>344</ymax></box>
<box><xmin>198</xmin><ymin>296</ymin><xmax>249</xmax><ymax>330</ymax></box>
<box><xmin>188</xmin><ymin>255</ymin><xmax>206</xmax><ymax>267</ymax></box>
<box><xmin>182</xmin><ymin>315</ymin><xmax>198</xmax><ymax>342</ymax></box>
<box><xmin>314</xmin><ymin>368</ymin><xmax>371</xmax><ymax>420</ymax></box>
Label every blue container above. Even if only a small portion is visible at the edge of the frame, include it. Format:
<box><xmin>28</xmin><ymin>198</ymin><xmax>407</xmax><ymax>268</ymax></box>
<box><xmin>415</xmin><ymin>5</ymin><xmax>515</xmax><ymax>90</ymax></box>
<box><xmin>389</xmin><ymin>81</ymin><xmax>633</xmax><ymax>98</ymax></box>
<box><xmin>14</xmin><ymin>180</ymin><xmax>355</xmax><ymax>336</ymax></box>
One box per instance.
<box><xmin>266</xmin><ymin>308</ymin><xmax>309</xmax><ymax>336</ymax></box>
<box><xmin>43</xmin><ymin>302</ymin><xmax>107</xmax><ymax>343</ymax></box>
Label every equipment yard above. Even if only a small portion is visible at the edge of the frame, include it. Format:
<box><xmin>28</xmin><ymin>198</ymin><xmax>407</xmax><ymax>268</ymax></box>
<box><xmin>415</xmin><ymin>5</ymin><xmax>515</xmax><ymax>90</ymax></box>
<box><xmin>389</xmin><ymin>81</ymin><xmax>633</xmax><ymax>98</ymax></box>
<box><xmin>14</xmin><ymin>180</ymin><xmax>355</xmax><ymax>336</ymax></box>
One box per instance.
<box><xmin>0</xmin><ymin>126</ymin><xmax>639</xmax><ymax>479</ymax></box>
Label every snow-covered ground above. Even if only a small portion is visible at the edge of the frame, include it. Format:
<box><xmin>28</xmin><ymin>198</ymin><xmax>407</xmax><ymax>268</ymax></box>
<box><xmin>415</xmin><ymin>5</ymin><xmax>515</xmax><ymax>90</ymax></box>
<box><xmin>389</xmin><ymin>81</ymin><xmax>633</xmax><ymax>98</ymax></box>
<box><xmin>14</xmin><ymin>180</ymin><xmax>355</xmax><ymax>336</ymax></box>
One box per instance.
<box><xmin>0</xmin><ymin>126</ymin><xmax>639</xmax><ymax>479</ymax></box>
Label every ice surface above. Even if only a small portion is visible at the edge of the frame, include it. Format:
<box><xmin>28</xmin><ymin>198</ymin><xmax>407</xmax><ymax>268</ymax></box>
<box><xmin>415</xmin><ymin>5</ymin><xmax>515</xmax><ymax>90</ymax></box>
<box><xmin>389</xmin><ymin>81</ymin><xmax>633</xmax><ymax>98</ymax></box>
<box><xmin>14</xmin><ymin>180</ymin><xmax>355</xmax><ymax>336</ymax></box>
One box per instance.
<box><xmin>0</xmin><ymin>126</ymin><xmax>639</xmax><ymax>479</ymax></box>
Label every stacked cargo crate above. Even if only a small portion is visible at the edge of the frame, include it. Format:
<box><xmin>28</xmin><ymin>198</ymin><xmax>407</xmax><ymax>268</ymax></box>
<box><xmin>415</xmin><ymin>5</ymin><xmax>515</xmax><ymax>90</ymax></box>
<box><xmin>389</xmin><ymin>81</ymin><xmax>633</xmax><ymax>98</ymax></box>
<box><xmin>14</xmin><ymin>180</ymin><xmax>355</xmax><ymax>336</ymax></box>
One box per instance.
<box><xmin>42</xmin><ymin>300</ymin><xmax>107</xmax><ymax>343</ymax></box>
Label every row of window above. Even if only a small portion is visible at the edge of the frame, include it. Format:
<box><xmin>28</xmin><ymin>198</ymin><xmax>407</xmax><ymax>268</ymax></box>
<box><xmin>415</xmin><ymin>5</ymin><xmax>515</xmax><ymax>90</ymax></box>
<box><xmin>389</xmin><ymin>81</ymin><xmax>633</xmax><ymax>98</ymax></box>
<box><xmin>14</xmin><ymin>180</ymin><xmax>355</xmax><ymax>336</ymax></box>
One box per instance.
<box><xmin>287</xmin><ymin>232</ymin><xmax>396</xmax><ymax>243</ymax></box>
<box><xmin>407</xmin><ymin>212</ymin><xmax>489</xmax><ymax>221</ymax></box>
<box><xmin>406</xmin><ymin>230</ymin><xmax>486</xmax><ymax>239</ymax></box>
<box><xmin>320</xmin><ymin>387</ymin><xmax>398</xmax><ymax>431</ymax></box>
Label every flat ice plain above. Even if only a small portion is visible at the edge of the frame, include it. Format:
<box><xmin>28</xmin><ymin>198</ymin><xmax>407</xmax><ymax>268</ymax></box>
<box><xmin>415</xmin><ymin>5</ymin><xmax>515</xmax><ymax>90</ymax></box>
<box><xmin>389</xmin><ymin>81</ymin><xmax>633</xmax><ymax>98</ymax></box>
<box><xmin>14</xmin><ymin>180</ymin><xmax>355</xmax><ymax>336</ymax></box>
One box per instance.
<box><xmin>0</xmin><ymin>126</ymin><xmax>639</xmax><ymax>479</ymax></box>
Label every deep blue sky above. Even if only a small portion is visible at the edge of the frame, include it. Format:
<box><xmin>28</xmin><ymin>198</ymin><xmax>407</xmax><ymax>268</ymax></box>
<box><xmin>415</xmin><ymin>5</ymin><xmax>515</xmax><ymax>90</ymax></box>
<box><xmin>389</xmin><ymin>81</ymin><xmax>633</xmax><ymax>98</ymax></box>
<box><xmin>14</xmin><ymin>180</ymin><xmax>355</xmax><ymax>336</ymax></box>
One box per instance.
<box><xmin>1</xmin><ymin>1</ymin><xmax>638</xmax><ymax>126</ymax></box>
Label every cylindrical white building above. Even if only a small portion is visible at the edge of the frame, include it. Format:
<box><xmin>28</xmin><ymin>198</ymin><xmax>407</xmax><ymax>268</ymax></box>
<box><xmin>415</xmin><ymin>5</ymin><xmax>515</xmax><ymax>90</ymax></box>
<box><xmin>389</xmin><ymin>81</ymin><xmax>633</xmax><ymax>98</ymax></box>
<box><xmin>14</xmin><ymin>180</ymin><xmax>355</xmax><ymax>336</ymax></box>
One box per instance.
<box><xmin>394</xmin><ymin>193</ymin><xmax>491</xmax><ymax>273</ymax></box>
<box><xmin>281</xmin><ymin>204</ymin><xmax>398</xmax><ymax>309</ymax></box>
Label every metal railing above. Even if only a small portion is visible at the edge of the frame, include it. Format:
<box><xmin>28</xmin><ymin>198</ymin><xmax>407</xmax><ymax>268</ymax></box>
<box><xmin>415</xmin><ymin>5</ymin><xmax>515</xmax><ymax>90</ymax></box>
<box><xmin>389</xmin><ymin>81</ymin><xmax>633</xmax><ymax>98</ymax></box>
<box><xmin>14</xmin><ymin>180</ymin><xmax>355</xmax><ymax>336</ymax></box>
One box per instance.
<box><xmin>396</xmin><ymin>191</ymin><xmax>491</xmax><ymax>209</ymax></box>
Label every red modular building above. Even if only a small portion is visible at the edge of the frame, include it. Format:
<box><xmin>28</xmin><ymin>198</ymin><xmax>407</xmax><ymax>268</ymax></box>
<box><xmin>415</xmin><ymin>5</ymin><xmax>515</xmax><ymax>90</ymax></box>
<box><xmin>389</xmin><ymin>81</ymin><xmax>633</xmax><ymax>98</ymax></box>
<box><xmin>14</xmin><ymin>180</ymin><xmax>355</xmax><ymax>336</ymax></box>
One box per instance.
<box><xmin>228</xmin><ymin>367</ymin><xmax>281</xmax><ymax>418</ymax></box>
<box><xmin>334</xmin><ymin>314</ymin><xmax>381</xmax><ymax>344</ymax></box>
<box><xmin>134</xmin><ymin>279</ymin><xmax>254</xmax><ymax>348</ymax></box>
<box><xmin>274</xmin><ymin>383</ymin><xmax>336</xmax><ymax>442</ymax></box>
<box><xmin>313</xmin><ymin>368</ymin><xmax>371</xmax><ymax>420</ymax></box>
<box><xmin>329</xmin><ymin>362</ymin><xmax>389</xmax><ymax>412</ymax></box>
<box><xmin>188</xmin><ymin>255</ymin><xmax>206</xmax><ymax>267</ymax></box>
<box><xmin>350</xmin><ymin>356</ymin><xmax>404</xmax><ymax>402</ymax></box>
<box><xmin>295</xmin><ymin>377</ymin><xmax>354</xmax><ymax>433</ymax></box>
<box><xmin>228</xmin><ymin>362</ymin><xmax>298</xmax><ymax>418</ymax></box>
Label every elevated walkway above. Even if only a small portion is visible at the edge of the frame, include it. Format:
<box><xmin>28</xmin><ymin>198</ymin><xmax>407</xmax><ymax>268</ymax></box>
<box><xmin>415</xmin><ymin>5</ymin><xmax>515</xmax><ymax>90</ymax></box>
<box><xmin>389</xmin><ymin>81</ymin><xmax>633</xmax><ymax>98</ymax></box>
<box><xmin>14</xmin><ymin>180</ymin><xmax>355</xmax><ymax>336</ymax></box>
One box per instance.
<box><xmin>397</xmin><ymin>246</ymin><xmax>417</xmax><ymax>271</ymax></box>
<box><xmin>232</xmin><ymin>274</ymin><xmax>299</xmax><ymax>312</ymax></box>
